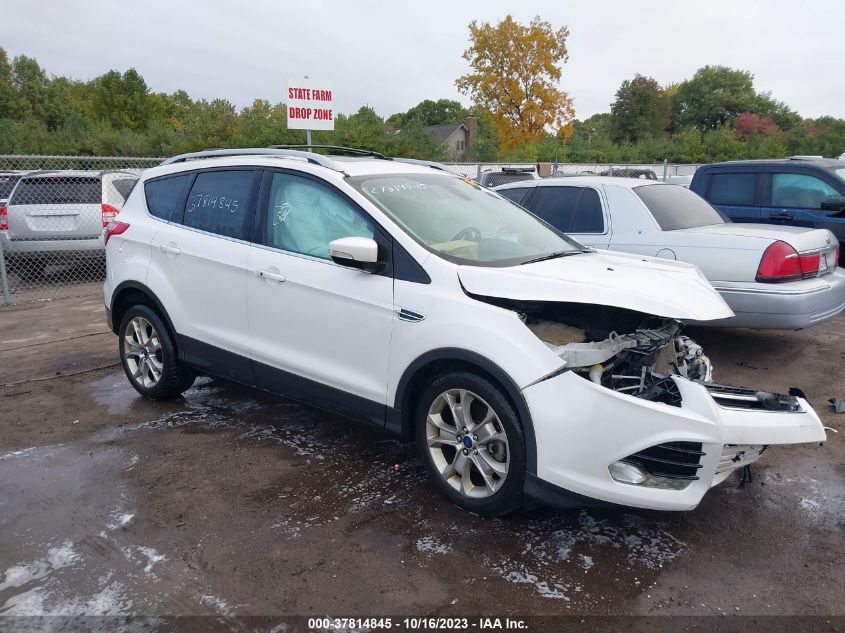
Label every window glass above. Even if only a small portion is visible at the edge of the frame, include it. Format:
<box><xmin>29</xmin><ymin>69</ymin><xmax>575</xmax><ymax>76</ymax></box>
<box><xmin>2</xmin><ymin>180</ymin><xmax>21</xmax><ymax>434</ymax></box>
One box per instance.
<box><xmin>708</xmin><ymin>173</ymin><xmax>756</xmax><ymax>206</ymax></box>
<box><xmin>497</xmin><ymin>187</ymin><xmax>530</xmax><ymax>205</ymax></box>
<box><xmin>772</xmin><ymin>173</ymin><xmax>838</xmax><ymax>209</ymax></box>
<box><xmin>184</xmin><ymin>170</ymin><xmax>256</xmax><ymax>240</ymax></box>
<box><xmin>530</xmin><ymin>187</ymin><xmax>579</xmax><ymax>232</ymax></box>
<box><xmin>571</xmin><ymin>188</ymin><xmax>604</xmax><ymax>233</ymax></box>
<box><xmin>144</xmin><ymin>174</ymin><xmax>192</xmax><ymax>222</ymax></box>
<box><xmin>112</xmin><ymin>178</ymin><xmax>138</xmax><ymax>201</ymax></box>
<box><xmin>11</xmin><ymin>177</ymin><xmax>100</xmax><ymax>205</ymax></box>
<box><xmin>349</xmin><ymin>173</ymin><xmax>581</xmax><ymax>266</ymax></box>
<box><xmin>634</xmin><ymin>184</ymin><xmax>726</xmax><ymax>230</ymax></box>
<box><xmin>264</xmin><ymin>173</ymin><xmax>374</xmax><ymax>259</ymax></box>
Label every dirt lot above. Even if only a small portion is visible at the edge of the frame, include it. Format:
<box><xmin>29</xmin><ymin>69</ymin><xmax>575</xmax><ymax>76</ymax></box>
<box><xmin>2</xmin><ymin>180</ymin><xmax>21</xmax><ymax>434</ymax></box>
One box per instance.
<box><xmin>1</xmin><ymin>293</ymin><xmax>843</xmax><ymax>625</ymax></box>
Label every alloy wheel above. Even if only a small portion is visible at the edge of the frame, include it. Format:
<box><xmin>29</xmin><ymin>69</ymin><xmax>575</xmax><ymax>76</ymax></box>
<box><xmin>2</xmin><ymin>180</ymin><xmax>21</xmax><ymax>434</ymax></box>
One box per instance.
<box><xmin>426</xmin><ymin>388</ymin><xmax>510</xmax><ymax>498</ymax></box>
<box><xmin>123</xmin><ymin>316</ymin><xmax>163</xmax><ymax>388</ymax></box>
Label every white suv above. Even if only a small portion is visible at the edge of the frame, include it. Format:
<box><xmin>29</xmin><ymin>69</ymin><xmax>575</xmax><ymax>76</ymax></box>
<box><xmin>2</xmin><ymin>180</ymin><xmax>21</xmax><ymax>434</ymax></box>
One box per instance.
<box><xmin>104</xmin><ymin>148</ymin><xmax>826</xmax><ymax>515</ymax></box>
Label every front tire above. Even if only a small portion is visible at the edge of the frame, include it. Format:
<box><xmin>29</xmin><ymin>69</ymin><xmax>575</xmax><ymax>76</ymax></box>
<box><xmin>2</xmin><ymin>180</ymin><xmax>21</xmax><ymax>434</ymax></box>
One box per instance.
<box><xmin>415</xmin><ymin>371</ymin><xmax>525</xmax><ymax>516</ymax></box>
<box><xmin>118</xmin><ymin>305</ymin><xmax>195</xmax><ymax>400</ymax></box>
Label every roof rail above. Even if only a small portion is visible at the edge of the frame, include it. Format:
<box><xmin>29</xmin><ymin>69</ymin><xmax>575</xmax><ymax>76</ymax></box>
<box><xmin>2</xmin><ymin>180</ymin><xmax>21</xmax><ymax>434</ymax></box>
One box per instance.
<box><xmin>160</xmin><ymin>147</ymin><xmax>340</xmax><ymax>170</ymax></box>
<box><xmin>268</xmin><ymin>145</ymin><xmax>390</xmax><ymax>161</ymax></box>
<box><xmin>390</xmin><ymin>157</ymin><xmax>451</xmax><ymax>172</ymax></box>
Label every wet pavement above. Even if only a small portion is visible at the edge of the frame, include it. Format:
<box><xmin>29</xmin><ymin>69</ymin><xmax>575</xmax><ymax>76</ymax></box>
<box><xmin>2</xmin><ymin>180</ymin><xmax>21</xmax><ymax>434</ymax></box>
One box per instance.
<box><xmin>0</xmin><ymin>294</ymin><xmax>843</xmax><ymax>622</ymax></box>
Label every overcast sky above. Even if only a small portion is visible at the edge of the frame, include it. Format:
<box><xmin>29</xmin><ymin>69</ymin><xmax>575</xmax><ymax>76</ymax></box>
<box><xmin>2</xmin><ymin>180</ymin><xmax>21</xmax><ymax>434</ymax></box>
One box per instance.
<box><xmin>3</xmin><ymin>0</ymin><xmax>843</xmax><ymax>121</ymax></box>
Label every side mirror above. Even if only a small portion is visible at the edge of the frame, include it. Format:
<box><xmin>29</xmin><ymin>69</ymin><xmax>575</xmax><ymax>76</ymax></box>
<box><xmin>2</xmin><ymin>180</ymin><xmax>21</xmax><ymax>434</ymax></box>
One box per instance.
<box><xmin>820</xmin><ymin>196</ymin><xmax>845</xmax><ymax>212</ymax></box>
<box><xmin>328</xmin><ymin>236</ymin><xmax>383</xmax><ymax>272</ymax></box>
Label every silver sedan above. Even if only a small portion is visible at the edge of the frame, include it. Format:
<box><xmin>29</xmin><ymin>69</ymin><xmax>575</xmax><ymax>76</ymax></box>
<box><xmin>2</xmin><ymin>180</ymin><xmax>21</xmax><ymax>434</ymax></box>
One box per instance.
<box><xmin>495</xmin><ymin>177</ymin><xmax>845</xmax><ymax>329</ymax></box>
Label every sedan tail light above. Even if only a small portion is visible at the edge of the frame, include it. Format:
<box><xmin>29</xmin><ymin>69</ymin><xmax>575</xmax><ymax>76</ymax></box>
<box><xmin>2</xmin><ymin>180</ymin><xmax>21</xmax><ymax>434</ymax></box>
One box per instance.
<box><xmin>0</xmin><ymin>206</ymin><xmax>7</xmax><ymax>231</ymax></box>
<box><xmin>105</xmin><ymin>221</ymin><xmax>129</xmax><ymax>246</ymax></box>
<box><xmin>101</xmin><ymin>203</ymin><xmax>120</xmax><ymax>227</ymax></box>
<box><xmin>756</xmin><ymin>240</ymin><xmax>824</xmax><ymax>283</ymax></box>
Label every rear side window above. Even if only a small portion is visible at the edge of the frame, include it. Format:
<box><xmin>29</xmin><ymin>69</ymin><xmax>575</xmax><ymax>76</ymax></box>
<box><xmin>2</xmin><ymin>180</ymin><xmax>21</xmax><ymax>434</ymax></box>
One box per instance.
<box><xmin>183</xmin><ymin>170</ymin><xmax>257</xmax><ymax>240</ymax></box>
<box><xmin>772</xmin><ymin>173</ymin><xmax>838</xmax><ymax>209</ymax></box>
<box><xmin>707</xmin><ymin>173</ymin><xmax>756</xmax><ymax>206</ymax></box>
<box><xmin>112</xmin><ymin>178</ymin><xmax>138</xmax><ymax>201</ymax></box>
<box><xmin>530</xmin><ymin>186</ymin><xmax>604</xmax><ymax>233</ymax></box>
<box><xmin>145</xmin><ymin>174</ymin><xmax>192</xmax><ymax>222</ymax></box>
<box><xmin>570</xmin><ymin>188</ymin><xmax>604</xmax><ymax>233</ymax></box>
<box><xmin>498</xmin><ymin>187</ymin><xmax>530</xmax><ymax>205</ymax></box>
<box><xmin>11</xmin><ymin>177</ymin><xmax>100</xmax><ymax>205</ymax></box>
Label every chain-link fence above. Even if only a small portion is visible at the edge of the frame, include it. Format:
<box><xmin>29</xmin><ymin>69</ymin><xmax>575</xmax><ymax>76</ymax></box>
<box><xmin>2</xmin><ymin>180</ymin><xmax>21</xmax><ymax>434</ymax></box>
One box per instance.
<box><xmin>0</xmin><ymin>154</ymin><xmax>703</xmax><ymax>305</ymax></box>
<box><xmin>0</xmin><ymin>155</ymin><xmax>162</xmax><ymax>304</ymax></box>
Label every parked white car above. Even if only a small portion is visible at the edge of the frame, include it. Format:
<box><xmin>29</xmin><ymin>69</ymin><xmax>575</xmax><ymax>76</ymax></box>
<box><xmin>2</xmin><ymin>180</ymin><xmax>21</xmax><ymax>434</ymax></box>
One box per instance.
<box><xmin>104</xmin><ymin>148</ymin><xmax>826</xmax><ymax>515</ymax></box>
<box><xmin>496</xmin><ymin>177</ymin><xmax>845</xmax><ymax>329</ymax></box>
<box><xmin>2</xmin><ymin>170</ymin><xmax>138</xmax><ymax>275</ymax></box>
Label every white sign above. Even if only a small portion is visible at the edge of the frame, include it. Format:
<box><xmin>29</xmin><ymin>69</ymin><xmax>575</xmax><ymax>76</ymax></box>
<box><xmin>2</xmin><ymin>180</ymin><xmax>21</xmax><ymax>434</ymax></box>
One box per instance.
<box><xmin>286</xmin><ymin>79</ymin><xmax>335</xmax><ymax>131</ymax></box>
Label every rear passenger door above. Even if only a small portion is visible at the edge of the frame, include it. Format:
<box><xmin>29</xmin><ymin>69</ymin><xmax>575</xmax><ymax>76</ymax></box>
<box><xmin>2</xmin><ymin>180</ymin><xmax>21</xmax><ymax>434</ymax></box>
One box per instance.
<box><xmin>147</xmin><ymin>168</ymin><xmax>260</xmax><ymax>382</ymax></box>
<box><xmin>703</xmin><ymin>172</ymin><xmax>761</xmax><ymax>222</ymax></box>
<box><xmin>526</xmin><ymin>186</ymin><xmax>609</xmax><ymax>248</ymax></box>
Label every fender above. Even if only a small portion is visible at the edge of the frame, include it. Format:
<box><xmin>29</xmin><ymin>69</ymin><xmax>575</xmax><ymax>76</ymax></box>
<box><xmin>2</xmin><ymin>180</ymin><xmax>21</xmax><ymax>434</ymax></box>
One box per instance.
<box><xmin>393</xmin><ymin>347</ymin><xmax>538</xmax><ymax>475</ymax></box>
<box><xmin>109</xmin><ymin>280</ymin><xmax>179</xmax><ymax>345</ymax></box>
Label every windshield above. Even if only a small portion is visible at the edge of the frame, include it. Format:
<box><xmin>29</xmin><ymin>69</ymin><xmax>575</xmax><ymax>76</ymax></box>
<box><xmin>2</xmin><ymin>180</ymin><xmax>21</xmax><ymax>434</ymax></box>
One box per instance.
<box><xmin>634</xmin><ymin>184</ymin><xmax>727</xmax><ymax>230</ymax></box>
<box><xmin>349</xmin><ymin>173</ymin><xmax>583</xmax><ymax>265</ymax></box>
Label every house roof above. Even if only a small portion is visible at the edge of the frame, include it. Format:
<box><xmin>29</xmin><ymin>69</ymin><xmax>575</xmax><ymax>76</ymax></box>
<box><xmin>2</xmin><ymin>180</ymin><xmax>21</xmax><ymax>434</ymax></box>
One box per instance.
<box><xmin>425</xmin><ymin>123</ymin><xmax>466</xmax><ymax>143</ymax></box>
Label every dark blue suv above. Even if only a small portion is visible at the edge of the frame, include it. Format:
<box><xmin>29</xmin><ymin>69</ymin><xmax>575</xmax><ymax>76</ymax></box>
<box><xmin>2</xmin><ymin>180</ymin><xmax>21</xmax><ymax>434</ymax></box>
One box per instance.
<box><xmin>690</xmin><ymin>158</ymin><xmax>845</xmax><ymax>264</ymax></box>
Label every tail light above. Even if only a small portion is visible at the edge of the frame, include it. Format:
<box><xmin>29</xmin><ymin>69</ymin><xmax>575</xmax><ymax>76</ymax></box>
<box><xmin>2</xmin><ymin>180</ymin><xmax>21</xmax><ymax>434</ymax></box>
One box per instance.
<box><xmin>756</xmin><ymin>240</ymin><xmax>822</xmax><ymax>282</ymax></box>
<box><xmin>105</xmin><ymin>221</ymin><xmax>129</xmax><ymax>246</ymax></box>
<box><xmin>101</xmin><ymin>203</ymin><xmax>120</xmax><ymax>227</ymax></box>
<box><xmin>0</xmin><ymin>206</ymin><xmax>7</xmax><ymax>231</ymax></box>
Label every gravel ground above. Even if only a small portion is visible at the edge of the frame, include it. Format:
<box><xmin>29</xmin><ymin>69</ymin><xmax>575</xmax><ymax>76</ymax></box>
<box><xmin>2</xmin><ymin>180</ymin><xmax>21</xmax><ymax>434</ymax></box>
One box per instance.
<box><xmin>0</xmin><ymin>293</ymin><xmax>843</xmax><ymax>628</ymax></box>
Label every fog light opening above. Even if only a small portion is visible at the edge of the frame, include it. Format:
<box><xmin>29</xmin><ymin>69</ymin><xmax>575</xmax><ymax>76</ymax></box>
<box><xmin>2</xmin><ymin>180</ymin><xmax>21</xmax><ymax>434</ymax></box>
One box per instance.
<box><xmin>609</xmin><ymin>460</ymin><xmax>647</xmax><ymax>484</ymax></box>
<box><xmin>609</xmin><ymin>460</ymin><xmax>694</xmax><ymax>490</ymax></box>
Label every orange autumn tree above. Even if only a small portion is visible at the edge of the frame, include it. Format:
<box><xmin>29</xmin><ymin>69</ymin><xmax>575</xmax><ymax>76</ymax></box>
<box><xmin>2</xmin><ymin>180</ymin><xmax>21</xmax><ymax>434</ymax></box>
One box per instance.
<box><xmin>456</xmin><ymin>15</ymin><xmax>575</xmax><ymax>150</ymax></box>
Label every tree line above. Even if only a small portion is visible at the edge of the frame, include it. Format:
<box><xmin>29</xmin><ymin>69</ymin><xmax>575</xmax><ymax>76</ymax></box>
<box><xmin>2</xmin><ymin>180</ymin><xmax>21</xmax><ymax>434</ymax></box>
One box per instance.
<box><xmin>1</xmin><ymin>26</ymin><xmax>843</xmax><ymax>163</ymax></box>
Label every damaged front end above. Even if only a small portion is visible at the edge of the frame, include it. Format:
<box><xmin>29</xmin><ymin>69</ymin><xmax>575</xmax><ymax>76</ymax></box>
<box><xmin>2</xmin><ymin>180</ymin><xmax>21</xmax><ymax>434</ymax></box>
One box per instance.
<box><xmin>514</xmin><ymin>299</ymin><xmax>800</xmax><ymax>414</ymax></box>
<box><xmin>475</xmin><ymin>296</ymin><xmax>827</xmax><ymax>510</ymax></box>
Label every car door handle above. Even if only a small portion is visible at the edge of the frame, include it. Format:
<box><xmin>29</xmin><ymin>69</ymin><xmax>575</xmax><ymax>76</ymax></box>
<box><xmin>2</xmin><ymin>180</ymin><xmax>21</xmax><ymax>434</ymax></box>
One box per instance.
<box><xmin>770</xmin><ymin>212</ymin><xmax>793</xmax><ymax>221</ymax></box>
<box><xmin>159</xmin><ymin>244</ymin><xmax>181</xmax><ymax>255</ymax></box>
<box><xmin>256</xmin><ymin>268</ymin><xmax>286</xmax><ymax>283</ymax></box>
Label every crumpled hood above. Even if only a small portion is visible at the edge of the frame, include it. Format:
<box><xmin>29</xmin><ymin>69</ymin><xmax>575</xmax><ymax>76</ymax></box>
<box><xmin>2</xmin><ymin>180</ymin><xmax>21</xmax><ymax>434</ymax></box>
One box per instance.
<box><xmin>458</xmin><ymin>250</ymin><xmax>734</xmax><ymax>321</ymax></box>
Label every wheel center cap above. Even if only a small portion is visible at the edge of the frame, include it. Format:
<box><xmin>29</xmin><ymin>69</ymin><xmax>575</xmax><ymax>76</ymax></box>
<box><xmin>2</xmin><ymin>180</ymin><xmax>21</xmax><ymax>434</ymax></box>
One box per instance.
<box><xmin>142</xmin><ymin>347</ymin><xmax>150</xmax><ymax>358</ymax></box>
<box><xmin>462</xmin><ymin>435</ymin><xmax>474</xmax><ymax>449</ymax></box>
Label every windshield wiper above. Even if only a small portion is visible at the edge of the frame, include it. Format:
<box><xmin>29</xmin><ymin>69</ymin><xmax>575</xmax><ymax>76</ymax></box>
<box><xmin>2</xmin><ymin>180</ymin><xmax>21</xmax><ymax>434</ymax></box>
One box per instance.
<box><xmin>519</xmin><ymin>250</ymin><xmax>585</xmax><ymax>265</ymax></box>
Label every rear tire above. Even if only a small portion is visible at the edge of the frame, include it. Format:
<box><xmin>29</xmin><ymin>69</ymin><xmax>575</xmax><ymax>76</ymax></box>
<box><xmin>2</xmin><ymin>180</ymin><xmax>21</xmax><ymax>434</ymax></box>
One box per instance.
<box><xmin>415</xmin><ymin>371</ymin><xmax>525</xmax><ymax>516</ymax></box>
<box><xmin>118</xmin><ymin>305</ymin><xmax>195</xmax><ymax>400</ymax></box>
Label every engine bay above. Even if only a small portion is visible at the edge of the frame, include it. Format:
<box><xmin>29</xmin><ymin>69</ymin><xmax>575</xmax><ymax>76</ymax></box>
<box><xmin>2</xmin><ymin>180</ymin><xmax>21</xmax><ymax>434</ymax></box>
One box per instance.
<box><xmin>476</xmin><ymin>297</ymin><xmax>714</xmax><ymax>406</ymax></box>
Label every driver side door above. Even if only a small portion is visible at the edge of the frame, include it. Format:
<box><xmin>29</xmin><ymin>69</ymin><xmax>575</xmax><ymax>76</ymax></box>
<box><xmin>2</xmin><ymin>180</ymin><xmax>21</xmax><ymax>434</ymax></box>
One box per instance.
<box><xmin>247</xmin><ymin>170</ymin><xmax>395</xmax><ymax>426</ymax></box>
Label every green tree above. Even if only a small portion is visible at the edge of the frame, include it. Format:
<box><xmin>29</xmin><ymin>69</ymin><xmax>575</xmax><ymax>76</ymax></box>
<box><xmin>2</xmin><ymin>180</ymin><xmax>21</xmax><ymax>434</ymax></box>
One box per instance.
<box><xmin>608</xmin><ymin>74</ymin><xmax>670</xmax><ymax>143</ymax></box>
<box><xmin>12</xmin><ymin>54</ymin><xmax>48</xmax><ymax>118</ymax></box>
<box><xmin>672</xmin><ymin>66</ymin><xmax>758</xmax><ymax>132</ymax></box>
<box><xmin>92</xmin><ymin>68</ymin><xmax>151</xmax><ymax>131</ymax></box>
<box><xmin>388</xmin><ymin>98</ymin><xmax>469</xmax><ymax>128</ymax></box>
<box><xmin>0</xmin><ymin>48</ymin><xmax>25</xmax><ymax>118</ymax></box>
